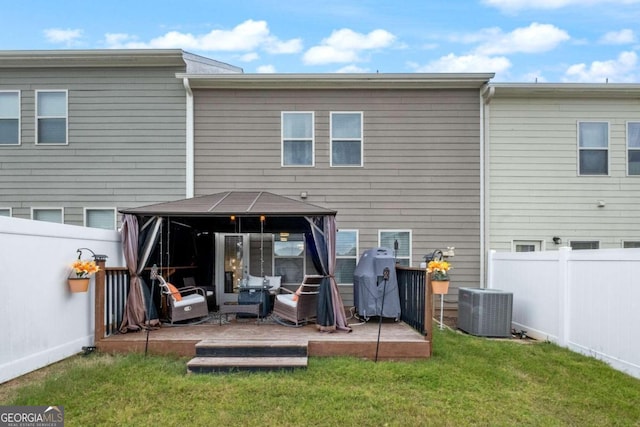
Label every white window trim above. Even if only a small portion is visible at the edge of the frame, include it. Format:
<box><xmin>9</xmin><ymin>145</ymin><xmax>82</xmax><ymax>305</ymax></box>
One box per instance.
<box><xmin>31</xmin><ymin>207</ymin><xmax>64</xmax><ymax>223</ymax></box>
<box><xmin>0</xmin><ymin>207</ymin><xmax>12</xmax><ymax>217</ymax></box>
<box><xmin>84</xmin><ymin>207</ymin><xmax>117</xmax><ymax>229</ymax></box>
<box><xmin>35</xmin><ymin>89</ymin><xmax>68</xmax><ymax>145</ymax></box>
<box><xmin>577</xmin><ymin>120</ymin><xmax>609</xmax><ymax>176</ymax></box>
<box><xmin>330</xmin><ymin>111</ymin><xmax>363</xmax><ymax>167</ymax></box>
<box><xmin>511</xmin><ymin>240</ymin><xmax>545</xmax><ymax>252</ymax></box>
<box><xmin>0</xmin><ymin>90</ymin><xmax>20</xmax><ymax>146</ymax></box>
<box><xmin>336</xmin><ymin>229</ymin><xmax>359</xmax><ymax>285</ymax></box>
<box><xmin>378</xmin><ymin>229</ymin><xmax>412</xmax><ymax>266</ymax></box>
<box><xmin>281</xmin><ymin>111</ymin><xmax>315</xmax><ymax>167</ymax></box>
<box><xmin>626</xmin><ymin>121</ymin><xmax>640</xmax><ymax>177</ymax></box>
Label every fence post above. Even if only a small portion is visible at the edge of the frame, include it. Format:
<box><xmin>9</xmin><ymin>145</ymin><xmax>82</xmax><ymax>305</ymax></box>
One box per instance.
<box><xmin>487</xmin><ymin>250</ymin><xmax>496</xmax><ymax>289</ymax></box>
<box><xmin>557</xmin><ymin>246</ymin><xmax>571</xmax><ymax>346</ymax></box>
<box><xmin>425</xmin><ymin>270</ymin><xmax>433</xmax><ymax>345</ymax></box>
<box><xmin>94</xmin><ymin>258</ymin><xmax>106</xmax><ymax>341</ymax></box>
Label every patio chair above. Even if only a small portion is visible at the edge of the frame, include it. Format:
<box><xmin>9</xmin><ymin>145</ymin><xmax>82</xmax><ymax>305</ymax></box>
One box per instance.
<box><xmin>157</xmin><ymin>275</ymin><xmax>209</xmax><ymax>324</ymax></box>
<box><xmin>272</xmin><ymin>275</ymin><xmax>323</xmax><ymax>327</ymax></box>
<box><xmin>183</xmin><ymin>276</ymin><xmax>216</xmax><ymax>308</ymax></box>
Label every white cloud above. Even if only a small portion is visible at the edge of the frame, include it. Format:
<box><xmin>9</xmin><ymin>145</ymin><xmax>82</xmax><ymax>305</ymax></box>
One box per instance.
<box><xmin>474</xmin><ymin>23</ymin><xmax>570</xmax><ymax>55</ymax></box>
<box><xmin>256</xmin><ymin>64</ymin><xmax>276</xmax><ymax>73</ymax></box>
<box><xmin>303</xmin><ymin>28</ymin><xmax>396</xmax><ymax>65</ymax></box>
<box><xmin>599</xmin><ymin>29</ymin><xmax>636</xmax><ymax>44</ymax></box>
<box><xmin>564</xmin><ymin>50</ymin><xmax>638</xmax><ymax>82</ymax></box>
<box><xmin>336</xmin><ymin>64</ymin><xmax>370</xmax><ymax>73</ymax></box>
<box><xmin>414</xmin><ymin>53</ymin><xmax>511</xmax><ymax>73</ymax></box>
<box><xmin>44</xmin><ymin>28</ymin><xmax>83</xmax><ymax>45</ymax></box>
<box><xmin>483</xmin><ymin>0</ymin><xmax>640</xmax><ymax>12</ymax></box>
<box><xmin>104</xmin><ymin>19</ymin><xmax>302</xmax><ymax>54</ymax></box>
<box><xmin>239</xmin><ymin>52</ymin><xmax>259</xmax><ymax>62</ymax></box>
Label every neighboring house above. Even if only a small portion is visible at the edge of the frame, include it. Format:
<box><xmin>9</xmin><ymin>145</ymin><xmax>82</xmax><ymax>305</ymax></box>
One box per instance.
<box><xmin>0</xmin><ymin>49</ymin><xmax>241</xmax><ymax>229</ymax></box>
<box><xmin>176</xmin><ymin>73</ymin><xmax>493</xmax><ymax>303</ymax></box>
<box><xmin>483</xmin><ymin>83</ymin><xmax>640</xmax><ymax>253</ymax></box>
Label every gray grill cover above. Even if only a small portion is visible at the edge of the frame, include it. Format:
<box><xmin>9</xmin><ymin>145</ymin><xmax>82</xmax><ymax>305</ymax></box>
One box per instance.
<box><xmin>353</xmin><ymin>247</ymin><xmax>401</xmax><ymax>319</ymax></box>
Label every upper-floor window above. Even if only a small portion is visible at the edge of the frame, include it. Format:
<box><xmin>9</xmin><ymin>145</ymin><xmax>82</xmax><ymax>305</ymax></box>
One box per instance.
<box><xmin>627</xmin><ymin>122</ymin><xmax>640</xmax><ymax>175</ymax></box>
<box><xmin>36</xmin><ymin>90</ymin><xmax>68</xmax><ymax>145</ymax></box>
<box><xmin>331</xmin><ymin>112</ymin><xmax>363</xmax><ymax>167</ymax></box>
<box><xmin>335</xmin><ymin>230</ymin><xmax>358</xmax><ymax>284</ymax></box>
<box><xmin>85</xmin><ymin>208</ymin><xmax>116</xmax><ymax>230</ymax></box>
<box><xmin>513</xmin><ymin>240</ymin><xmax>542</xmax><ymax>252</ymax></box>
<box><xmin>578</xmin><ymin>121</ymin><xmax>608</xmax><ymax>175</ymax></box>
<box><xmin>282</xmin><ymin>112</ymin><xmax>314</xmax><ymax>166</ymax></box>
<box><xmin>0</xmin><ymin>91</ymin><xmax>20</xmax><ymax>146</ymax></box>
<box><xmin>379</xmin><ymin>229</ymin><xmax>412</xmax><ymax>267</ymax></box>
<box><xmin>570</xmin><ymin>240</ymin><xmax>599</xmax><ymax>250</ymax></box>
<box><xmin>32</xmin><ymin>208</ymin><xmax>63</xmax><ymax>223</ymax></box>
<box><xmin>0</xmin><ymin>208</ymin><xmax>11</xmax><ymax>217</ymax></box>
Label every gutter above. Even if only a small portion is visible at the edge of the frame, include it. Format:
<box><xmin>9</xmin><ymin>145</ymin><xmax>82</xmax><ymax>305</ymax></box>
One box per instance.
<box><xmin>183</xmin><ymin>77</ymin><xmax>194</xmax><ymax>198</ymax></box>
<box><xmin>479</xmin><ymin>86</ymin><xmax>486</xmax><ymax>288</ymax></box>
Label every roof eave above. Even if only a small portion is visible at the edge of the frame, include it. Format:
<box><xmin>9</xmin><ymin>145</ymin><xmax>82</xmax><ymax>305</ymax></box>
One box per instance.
<box><xmin>0</xmin><ymin>49</ymin><xmax>188</xmax><ymax>68</ymax></box>
<box><xmin>490</xmin><ymin>83</ymin><xmax>640</xmax><ymax>98</ymax></box>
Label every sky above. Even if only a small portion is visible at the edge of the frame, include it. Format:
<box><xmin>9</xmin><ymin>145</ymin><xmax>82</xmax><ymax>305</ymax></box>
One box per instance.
<box><xmin>1</xmin><ymin>0</ymin><xmax>640</xmax><ymax>82</ymax></box>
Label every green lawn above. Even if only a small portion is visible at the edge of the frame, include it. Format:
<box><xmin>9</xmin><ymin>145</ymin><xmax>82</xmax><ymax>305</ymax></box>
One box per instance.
<box><xmin>2</xmin><ymin>329</ymin><xmax>639</xmax><ymax>426</ymax></box>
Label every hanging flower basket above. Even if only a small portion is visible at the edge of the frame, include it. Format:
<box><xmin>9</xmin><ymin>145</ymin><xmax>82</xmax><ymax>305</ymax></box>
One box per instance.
<box><xmin>431</xmin><ymin>280</ymin><xmax>450</xmax><ymax>295</ymax></box>
<box><xmin>427</xmin><ymin>259</ymin><xmax>452</xmax><ymax>295</ymax></box>
<box><xmin>68</xmin><ymin>277</ymin><xmax>90</xmax><ymax>293</ymax></box>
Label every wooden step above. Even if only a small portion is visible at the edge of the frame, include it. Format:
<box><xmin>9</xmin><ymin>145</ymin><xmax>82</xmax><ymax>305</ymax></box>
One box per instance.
<box><xmin>187</xmin><ymin>356</ymin><xmax>308</xmax><ymax>373</ymax></box>
<box><xmin>195</xmin><ymin>339</ymin><xmax>307</xmax><ymax>358</ymax></box>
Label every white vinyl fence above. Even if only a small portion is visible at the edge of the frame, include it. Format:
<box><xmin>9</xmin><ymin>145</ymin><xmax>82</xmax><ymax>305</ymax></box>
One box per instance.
<box><xmin>488</xmin><ymin>247</ymin><xmax>640</xmax><ymax>379</ymax></box>
<box><xmin>0</xmin><ymin>216</ymin><xmax>123</xmax><ymax>384</ymax></box>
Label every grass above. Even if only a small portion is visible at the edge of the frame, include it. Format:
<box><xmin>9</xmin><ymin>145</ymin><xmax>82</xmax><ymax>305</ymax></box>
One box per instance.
<box><xmin>2</xmin><ymin>329</ymin><xmax>639</xmax><ymax>426</ymax></box>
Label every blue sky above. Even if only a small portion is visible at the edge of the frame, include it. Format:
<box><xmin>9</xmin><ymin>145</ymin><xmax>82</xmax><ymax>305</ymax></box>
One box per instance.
<box><xmin>2</xmin><ymin>0</ymin><xmax>640</xmax><ymax>82</ymax></box>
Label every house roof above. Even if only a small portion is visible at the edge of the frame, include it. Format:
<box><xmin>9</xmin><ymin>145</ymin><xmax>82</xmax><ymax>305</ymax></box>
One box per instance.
<box><xmin>178</xmin><ymin>72</ymin><xmax>495</xmax><ymax>90</ymax></box>
<box><xmin>486</xmin><ymin>83</ymin><xmax>640</xmax><ymax>100</ymax></box>
<box><xmin>119</xmin><ymin>191</ymin><xmax>336</xmax><ymax>217</ymax></box>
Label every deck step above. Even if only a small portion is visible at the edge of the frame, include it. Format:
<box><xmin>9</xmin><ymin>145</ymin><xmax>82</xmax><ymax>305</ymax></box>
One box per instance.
<box><xmin>195</xmin><ymin>339</ymin><xmax>308</xmax><ymax>358</ymax></box>
<box><xmin>187</xmin><ymin>356</ymin><xmax>308</xmax><ymax>373</ymax></box>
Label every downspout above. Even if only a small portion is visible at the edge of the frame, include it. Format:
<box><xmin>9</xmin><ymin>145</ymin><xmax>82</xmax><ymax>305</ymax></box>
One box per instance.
<box><xmin>183</xmin><ymin>77</ymin><xmax>194</xmax><ymax>198</ymax></box>
<box><xmin>480</xmin><ymin>85</ymin><xmax>495</xmax><ymax>288</ymax></box>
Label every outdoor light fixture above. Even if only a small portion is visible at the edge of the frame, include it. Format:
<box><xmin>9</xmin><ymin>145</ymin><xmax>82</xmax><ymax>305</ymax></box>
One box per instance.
<box><xmin>260</xmin><ymin>215</ymin><xmax>266</xmax><ymax>222</ymax></box>
<box><xmin>230</xmin><ymin>215</ymin><xmax>236</xmax><ymax>222</ymax></box>
<box><xmin>76</xmin><ymin>247</ymin><xmax>108</xmax><ymax>262</ymax></box>
<box><xmin>300</xmin><ymin>191</ymin><xmax>308</xmax><ymax>199</ymax></box>
<box><xmin>552</xmin><ymin>237</ymin><xmax>562</xmax><ymax>245</ymax></box>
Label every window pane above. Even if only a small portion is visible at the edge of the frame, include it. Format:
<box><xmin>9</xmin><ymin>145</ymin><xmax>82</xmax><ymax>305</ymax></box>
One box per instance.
<box><xmin>623</xmin><ymin>241</ymin><xmax>640</xmax><ymax>248</ymax></box>
<box><xmin>332</xmin><ymin>140</ymin><xmax>361</xmax><ymax>166</ymax></box>
<box><xmin>33</xmin><ymin>209</ymin><xmax>62</xmax><ymax>223</ymax></box>
<box><xmin>579</xmin><ymin>122</ymin><xmax>608</xmax><ymax>148</ymax></box>
<box><xmin>629</xmin><ymin>123</ymin><xmax>640</xmax><ymax>148</ymax></box>
<box><xmin>332</xmin><ymin>113</ymin><xmax>361</xmax><ymax>138</ymax></box>
<box><xmin>336</xmin><ymin>231</ymin><xmax>357</xmax><ymax>256</ymax></box>
<box><xmin>0</xmin><ymin>209</ymin><xmax>10</xmax><ymax>217</ymax></box>
<box><xmin>38</xmin><ymin>118</ymin><xmax>66</xmax><ymax>144</ymax></box>
<box><xmin>0</xmin><ymin>119</ymin><xmax>19</xmax><ymax>144</ymax></box>
<box><xmin>570</xmin><ymin>241</ymin><xmax>599</xmax><ymax>250</ymax></box>
<box><xmin>579</xmin><ymin>150</ymin><xmax>608</xmax><ymax>175</ymax></box>
<box><xmin>38</xmin><ymin>92</ymin><xmax>66</xmax><ymax>116</ymax></box>
<box><xmin>274</xmin><ymin>258</ymin><xmax>304</xmax><ymax>283</ymax></box>
<box><xmin>516</xmin><ymin>244</ymin><xmax>536</xmax><ymax>252</ymax></box>
<box><xmin>629</xmin><ymin>150</ymin><xmax>640</xmax><ymax>175</ymax></box>
<box><xmin>0</xmin><ymin>92</ymin><xmax>18</xmax><ymax>116</ymax></box>
<box><xmin>274</xmin><ymin>241</ymin><xmax>305</xmax><ymax>257</ymax></box>
<box><xmin>335</xmin><ymin>258</ymin><xmax>356</xmax><ymax>284</ymax></box>
<box><xmin>283</xmin><ymin>113</ymin><xmax>312</xmax><ymax>138</ymax></box>
<box><xmin>86</xmin><ymin>209</ymin><xmax>115</xmax><ymax>230</ymax></box>
<box><xmin>283</xmin><ymin>140</ymin><xmax>312</xmax><ymax>165</ymax></box>
<box><xmin>380</xmin><ymin>231</ymin><xmax>410</xmax><ymax>258</ymax></box>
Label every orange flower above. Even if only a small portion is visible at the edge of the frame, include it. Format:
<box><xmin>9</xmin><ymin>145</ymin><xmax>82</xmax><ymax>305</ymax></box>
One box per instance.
<box><xmin>71</xmin><ymin>259</ymin><xmax>100</xmax><ymax>278</ymax></box>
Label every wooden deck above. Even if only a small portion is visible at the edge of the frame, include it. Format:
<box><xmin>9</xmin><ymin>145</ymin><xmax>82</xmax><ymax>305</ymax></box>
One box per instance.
<box><xmin>96</xmin><ymin>315</ymin><xmax>431</xmax><ymax>361</ymax></box>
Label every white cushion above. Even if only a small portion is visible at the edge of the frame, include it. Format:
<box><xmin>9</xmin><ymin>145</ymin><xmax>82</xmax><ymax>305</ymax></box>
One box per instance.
<box><xmin>247</xmin><ymin>274</ymin><xmax>264</xmax><ymax>287</ymax></box>
<box><xmin>265</xmin><ymin>275</ymin><xmax>282</xmax><ymax>293</ymax></box>
<box><xmin>276</xmin><ymin>293</ymin><xmax>297</xmax><ymax>308</ymax></box>
<box><xmin>174</xmin><ymin>293</ymin><xmax>205</xmax><ymax>308</ymax></box>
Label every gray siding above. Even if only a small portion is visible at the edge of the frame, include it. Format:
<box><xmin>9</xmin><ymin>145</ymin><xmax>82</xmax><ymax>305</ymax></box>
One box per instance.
<box><xmin>0</xmin><ymin>67</ymin><xmax>187</xmax><ymax>225</ymax></box>
<box><xmin>194</xmin><ymin>88</ymin><xmax>482</xmax><ymax>292</ymax></box>
<box><xmin>487</xmin><ymin>96</ymin><xmax>640</xmax><ymax>251</ymax></box>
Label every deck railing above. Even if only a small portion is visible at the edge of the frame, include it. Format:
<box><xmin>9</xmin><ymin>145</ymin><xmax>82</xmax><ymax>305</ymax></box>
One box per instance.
<box><xmin>96</xmin><ymin>267</ymin><xmax>130</xmax><ymax>338</ymax></box>
<box><xmin>396</xmin><ymin>266</ymin><xmax>432</xmax><ymax>337</ymax></box>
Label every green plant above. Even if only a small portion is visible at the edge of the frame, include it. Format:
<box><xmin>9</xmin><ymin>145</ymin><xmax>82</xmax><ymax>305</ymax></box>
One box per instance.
<box><xmin>427</xmin><ymin>259</ymin><xmax>451</xmax><ymax>281</ymax></box>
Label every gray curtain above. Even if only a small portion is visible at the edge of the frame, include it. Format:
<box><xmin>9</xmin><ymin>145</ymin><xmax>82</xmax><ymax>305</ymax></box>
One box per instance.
<box><xmin>306</xmin><ymin>215</ymin><xmax>351</xmax><ymax>332</ymax></box>
<box><xmin>119</xmin><ymin>215</ymin><xmax>162</xmax><ymax>332</ymax></box>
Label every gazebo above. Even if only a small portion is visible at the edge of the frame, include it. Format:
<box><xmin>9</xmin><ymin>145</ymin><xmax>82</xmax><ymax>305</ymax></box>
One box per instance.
<box><xmin>117</xmin><ymin>191</ymin><xmax>351</xmax><ymax>333</ymax></box>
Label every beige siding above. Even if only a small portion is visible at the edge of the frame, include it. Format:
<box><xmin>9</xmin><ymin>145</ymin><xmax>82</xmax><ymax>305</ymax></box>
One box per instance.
<box><xmin>0</xmin><ymin>67</ymin><xmax>187</xmax><ymax>225</ymax></box>
<box><xmin>194</xmin><ymin>88</ymin><xmax>482</xmax><ymax>291</ymax></box>
<box><xmin>487</xmin><ymin>96</ymin><xmax>640</xmax><ymax>251</ymax></box>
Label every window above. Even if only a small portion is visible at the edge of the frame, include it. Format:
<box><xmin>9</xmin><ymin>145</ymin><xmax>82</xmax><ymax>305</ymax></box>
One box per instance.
<box><xmin>335</xmin><ymin>230</ymin><xmax>358</xmax><ymax>284</ymax></box>
<box><xmin>570</xmin><ymin>241</ymin><xmax>599</xmax><ymax>250</ymax></box>
<box><xmin>85</xmin><ymin>208</ymin><xmax>116</xmax><ymax>230</ymax></box>
<box><xmin>513</xmin><ymin>240</ymin><xmax>542</xmax><ymax>252</ymax></box>
<box><xmin>0</xmin><ymin>91</ymin><xmax>20</xmax><ymax>145</ymax></box>
<box><xmin>379</xmin><ymin>230</ymin><xmax>412</xmax><ymax>266</ymax></box>
<box><xmin>32</xmin><ymin>208</ymin><xmax>63</xmax><ymax>223</ymax></box>
<box><xmin>282</xmin><ymin>112</ymin><xmax>314</xmax><ymax>166</ymax></box>
<box><xmin>627</xmin><ymin>122</ymin><xmax>640</xmax><ymax>175</ymax></box>
<box><xmin>273</xmin><ymin>233</ymin><xmax>305</xmax><ymax>283</ymax></box>
<box><xmin>331</xmin><ymin>112</ymin><xmax>362</xmax><ymax>166</ymax></box>
<box><xmin>623</xmin><ymin>241</ymin><xmax>640</xmax><ymax>248</ymax></box>
<box><xmin>36</xmin><ymin>90</ymin><xmax>67</xmax><ymax>144</ymax></box>
<box><xmin>0</xmin><ymin>208</ymin><xmax>11</xmax><ymax>217</ymax></box>
<box><xmin>578</xmin><ymin>121</ymin><xmax>608</xmax><ymax>175</ymax></box>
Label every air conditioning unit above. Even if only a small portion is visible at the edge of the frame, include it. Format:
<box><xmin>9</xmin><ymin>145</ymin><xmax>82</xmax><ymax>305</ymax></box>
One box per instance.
<box><xmin>458</xmin><ymin>288</ymin><xmax>513</xmax><ymax>337</ymax></box>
